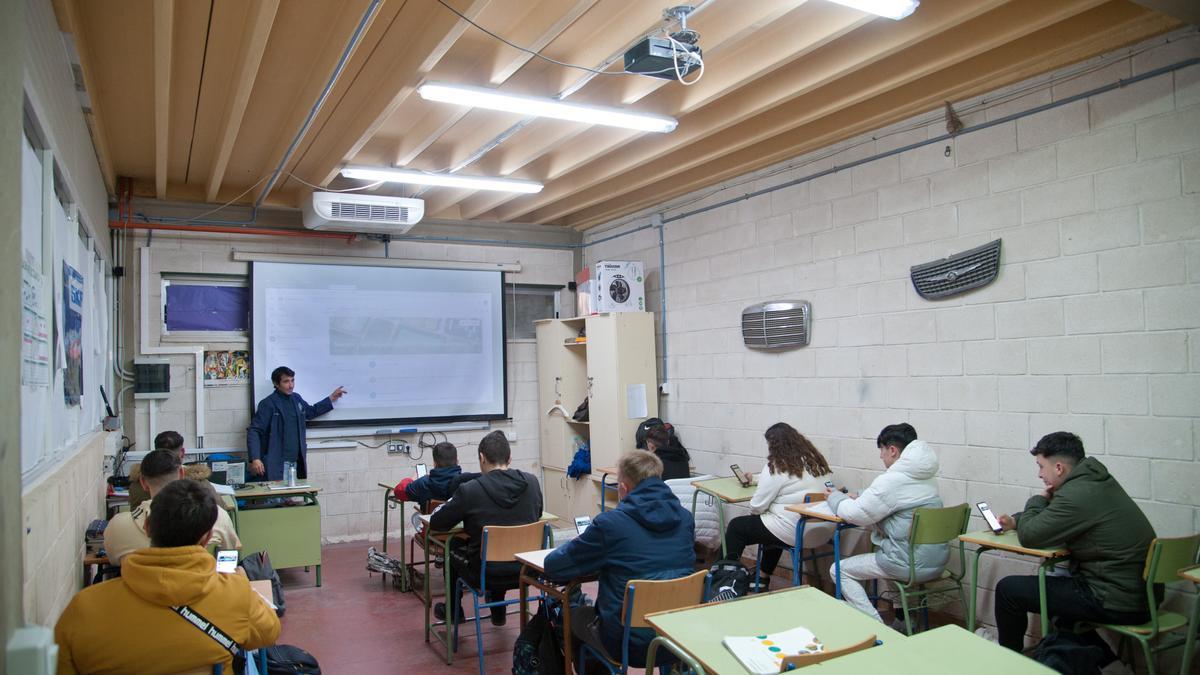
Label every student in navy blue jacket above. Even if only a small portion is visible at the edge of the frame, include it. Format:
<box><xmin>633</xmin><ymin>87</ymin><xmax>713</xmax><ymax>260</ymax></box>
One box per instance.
<box><xmin>544</xmin><ymin>450</ymin><xmax>695</xmax><ymax>667</ymax></box>
<box><xmin>395</xmin><ymin>442</ymin><xmax>476</xmax><ymax>511</ymax></box>
<box><xmin>247</xmin><ymin>366</ymin><xmax>345</xmax><ymax>481</ymax></box>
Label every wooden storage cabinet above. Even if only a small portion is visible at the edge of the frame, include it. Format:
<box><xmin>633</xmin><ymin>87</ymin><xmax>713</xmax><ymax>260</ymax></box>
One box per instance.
<box><xmin>535</xmin><ymin>312</ymin><xmax>657</xmax><ymax>520</ymax></box>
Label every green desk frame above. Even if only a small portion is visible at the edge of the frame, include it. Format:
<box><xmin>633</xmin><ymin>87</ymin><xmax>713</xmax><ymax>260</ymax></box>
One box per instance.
<box><xmin>959</xmin><ymin>530</ymin><xmax>1068</xmax><ymax>638</ymax></box>
<box><xmin>378</xmin><ymin>483</ymin><xmax>411</xmax><ymax>592</ymax></box>
<box><xmin>235</xmin><ymin>482</ymin><xmax>323</xmax><ymax>587</ymax></box>
<box><xmin>690</xmin><ymin>477</ymin><xmax>757</xmax><ymax>558</ymax></box>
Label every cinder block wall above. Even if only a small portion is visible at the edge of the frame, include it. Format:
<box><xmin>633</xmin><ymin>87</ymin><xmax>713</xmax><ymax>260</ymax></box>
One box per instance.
<box><xmin>586</xmin><ymin>33</ymin><xmax>1199</xmax><ymax>640</ymax></box>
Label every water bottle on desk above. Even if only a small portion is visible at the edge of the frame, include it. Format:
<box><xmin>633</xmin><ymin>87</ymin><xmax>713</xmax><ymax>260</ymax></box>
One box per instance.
<box><xmin>284</xmin><ymin>461</ymin><xmax>297</xmax><ymax>487</ymax></box>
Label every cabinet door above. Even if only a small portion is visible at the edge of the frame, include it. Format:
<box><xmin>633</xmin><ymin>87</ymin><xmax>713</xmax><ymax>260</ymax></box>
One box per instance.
<box><xmin>541</xmin><ymin>467</ymin><xmax>572</xmax><ymax>521</ymax></box>
<box><xmin>536</xmin><ymin>320</ymin><xmax>589</xmax><ymax>468</ymax></box>
<box><xmin>585</xmin><ymin>313</ymin><xmax>659</xmax><ymax>470</ymax></box>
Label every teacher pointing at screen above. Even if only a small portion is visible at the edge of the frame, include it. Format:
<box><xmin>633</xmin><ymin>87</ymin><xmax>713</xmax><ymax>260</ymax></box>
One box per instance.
<box><xmin>247</xmin><ymin>366</ymin><xmax>347</xmax><ymax>481</ymax></box>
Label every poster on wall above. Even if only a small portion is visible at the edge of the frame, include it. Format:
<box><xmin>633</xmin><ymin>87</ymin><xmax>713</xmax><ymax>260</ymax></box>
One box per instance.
<box><xmin>63</xmin><ymin>262</ymin><xmax>84</xmax><ymax>406</ymax></box>
<box><xmin>204</xmin><ymin>349</ymin><xmax>249</xmax><ymax>387</ymax></box>
<box><xmin>21</xmin><ymin>257</ymin><xmax>50</xmax><ymax>387</ymax></box>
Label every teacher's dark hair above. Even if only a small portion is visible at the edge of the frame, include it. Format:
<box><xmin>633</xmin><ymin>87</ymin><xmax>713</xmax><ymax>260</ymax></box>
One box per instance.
<box><xmin>147</xmin><ymin>479</ymin><xmax>219</xmax><ymax>548</ymax></box>
<box><xmin>271</xmin><ymin>366</ymin><xmax>295</xmax><ymax>384</ymax></box>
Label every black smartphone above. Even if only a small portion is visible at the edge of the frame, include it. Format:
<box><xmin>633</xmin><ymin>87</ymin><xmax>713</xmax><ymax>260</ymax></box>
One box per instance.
<box><xmin>824</xmin><ymin>480</ymin><xmax>836</xmax><ymax>490</ymax></box>
<box><xmin>574</xmin><ymin>515</ymin><xmax>592</xmax><ymax>535</ymax></box>
<box><xmin>415</xmin><ymin>463</ymin><xmax>428</xmax><ymax>478</ymax></box>
<box><xmin>731</xmin><ymin>464</ymin><xmax>752</xmax><ymax>487</ymax></box>
<box><xmin>977</xmin><ymin>501</ymin><xmax>1003</xmax><ymax>534</ymax></box>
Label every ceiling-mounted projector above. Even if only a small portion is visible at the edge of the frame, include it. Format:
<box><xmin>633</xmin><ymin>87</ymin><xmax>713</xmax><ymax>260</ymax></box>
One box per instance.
<box><xmin>302</xmin><ymin>191</ymin><xmax>424</xmax><ymax>235</ymax></box>
<box><xmin>625</xmin><ymin>5</ymin><xmax>702</xmax><ymax>80</ymax></box>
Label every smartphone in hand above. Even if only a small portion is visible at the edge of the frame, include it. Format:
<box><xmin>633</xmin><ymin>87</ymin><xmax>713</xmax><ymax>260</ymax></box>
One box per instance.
<box><xmin>415</xmin><ymin>463</ymin><xmax>428</xmax><ymax>478</ymax></box>
<box><xmin>731</xmin><ymin>464</ymin><xmax>752</xmax><ymax>487</ymax></box>
<box><xmin>977</xmin><ymin>501</ymin><xmax>1003</xmax><ymax>534</ymax></box>
<box><xmin>216</xmin><ymin>550</ymin><xmax>238</xmax><ymax>574</ymax></box>
<box><xmin>574</xmin><ymin>515</ymin><xmax>592</xmax><ymax>535</ymax></box>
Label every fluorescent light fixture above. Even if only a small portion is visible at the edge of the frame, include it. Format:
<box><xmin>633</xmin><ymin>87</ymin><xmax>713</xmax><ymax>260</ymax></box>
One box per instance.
<box><xmin>341</xmin><ymin>166</ymin><xmax>543</xmax><ymax>194</ymax></box>
<box><xmin>418</xmin><ymin>82</ymin><xmax>678</xmax><ymax>133</ymax></box>
<box><xmin>826</xmin><ymin>0</ymin><xmax>919</xmax><ymax>20</ymax></box>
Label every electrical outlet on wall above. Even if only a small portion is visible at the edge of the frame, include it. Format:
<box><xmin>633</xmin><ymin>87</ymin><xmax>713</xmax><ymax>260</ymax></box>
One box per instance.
<box><xmin>386</xmin><ymin>441</ymin><xmax>411</xmax><ymax>455</ymax></box>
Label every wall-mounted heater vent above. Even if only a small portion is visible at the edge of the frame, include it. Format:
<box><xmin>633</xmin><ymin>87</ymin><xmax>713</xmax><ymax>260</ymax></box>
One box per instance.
<box><xmin>910</xmin><ymin>238</ymin><xmax>1002</xmax><ymax>300</ymax></box>
<box><xmin>741</xmin><ymin>301</ymin><xmax>811</xmax><ymax>350</ymax></box>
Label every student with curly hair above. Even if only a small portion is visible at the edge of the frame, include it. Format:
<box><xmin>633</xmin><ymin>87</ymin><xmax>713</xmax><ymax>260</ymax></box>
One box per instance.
<box><xmin>720</xmin><ymin>422</ymin><xmax>835</xmax><ymax>591</ymax></box>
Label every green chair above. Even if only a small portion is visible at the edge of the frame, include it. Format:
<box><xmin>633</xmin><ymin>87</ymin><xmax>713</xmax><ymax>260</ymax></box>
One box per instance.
<box><xmin>1086</xmin><ymin>535</ymin><xmax>1200</xmax><ymax>675</ymax></box>
<box><xmin>888</xmin><ymin>503</ymin><xmax>971</xmax><ymax>636</ymax></box>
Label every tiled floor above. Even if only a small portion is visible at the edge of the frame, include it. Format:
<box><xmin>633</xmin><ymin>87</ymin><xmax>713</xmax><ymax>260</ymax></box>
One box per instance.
<box><xmin>276</xmin><ymin>539</ymin><xmax>565</xmax><ymax>674</ymax></box>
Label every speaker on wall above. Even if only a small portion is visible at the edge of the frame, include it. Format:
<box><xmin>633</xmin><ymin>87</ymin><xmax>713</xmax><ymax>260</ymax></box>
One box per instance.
<box><xmin>910</xmin><ymin>238</ymin><xmax>1002</xmax><ymax>300</ymax></box>
<box><xmin>741</xmin><ymin>301</ymin><xmax>811</xmax><ymax>350</ymax></box>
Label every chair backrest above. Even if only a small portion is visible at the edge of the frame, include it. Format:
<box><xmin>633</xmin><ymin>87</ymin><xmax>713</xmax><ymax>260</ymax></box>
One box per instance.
<box><xmin>481</xmin><ymin>521</ymin><xmax>548</xmax><ymax>562</ymax></box>
<box><xmin>621</xmin><ymin>569</ymin><xmax>709</xmax><ymax>629</ymax></box>
<box><xmin>422</xmin><ymin>498</ymin><xmax>446</xmax><ymax>515</ymax></box>
<box><xmin>909</xmin><ymin>503</ymin><xmax>970</xmax><ymax>546</ymax></box>
<box><xmin>1144</xmin><ymin>535</ymin><xmax>1200</xmax><ymax>584</ymax></box>
<box><xmin>803</xmin><ymin>492</ymin><xmax>826</xmax><ymax>503</ymax></box>
<box><xmin>779</xmin><ymin>634</ymin><xmax>876</xmax><ymax>670</ymax></box>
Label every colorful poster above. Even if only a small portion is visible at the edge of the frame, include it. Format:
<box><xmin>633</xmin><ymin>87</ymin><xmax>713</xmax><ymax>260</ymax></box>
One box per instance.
<box><xmin>204</xmin><ymin>349</ymin><xmax>250</xmax><ymax>387</ymax></box>
<box><xmin>63</xmin><ymin>262</ymin><xmax>84</xmax><ymax>405</ymax></box>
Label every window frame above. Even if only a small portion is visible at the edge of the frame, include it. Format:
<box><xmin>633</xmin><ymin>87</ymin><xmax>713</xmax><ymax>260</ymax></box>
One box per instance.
<box><xmin>504</xmin><ymin>282</ymin><xmax>564</xmax><ymax>340</ymax></box>
<box><xmin>160</xmin><ymin>273</ymin><xmax>250</xmax><ymax>344</ymax></box>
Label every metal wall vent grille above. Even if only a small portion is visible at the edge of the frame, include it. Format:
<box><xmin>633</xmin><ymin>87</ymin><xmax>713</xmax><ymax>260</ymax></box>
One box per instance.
<box><xmin>330</xmin><ymin>201</ymin><xmax>406</xmax><ymax>222</ymax></box>
<box><xmin>910</xmin><ymin>238</ymin><xmax>1002</xmax><ymax>300</ymax></box>
<box><xmin>741</xmin><ymin>301</ymin><xmax>811</xmax><ymax>349</ymax></box>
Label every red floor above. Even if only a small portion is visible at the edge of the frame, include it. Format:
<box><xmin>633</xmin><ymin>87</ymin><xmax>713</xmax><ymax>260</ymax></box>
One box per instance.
<box><xmin>276</xmin><ymin>539</ymin><xmax>574</xmax><ymax>674</ymax></box>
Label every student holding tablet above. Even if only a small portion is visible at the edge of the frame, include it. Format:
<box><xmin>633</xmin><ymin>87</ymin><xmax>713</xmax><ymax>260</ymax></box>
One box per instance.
<box><xmin>720</xmin><ymin>423</ymin><xmax>836</xmax><ymax>592</ymax></box>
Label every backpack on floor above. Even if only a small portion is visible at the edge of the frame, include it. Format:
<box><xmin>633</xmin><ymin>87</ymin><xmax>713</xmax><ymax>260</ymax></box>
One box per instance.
<box><xmin>1032</xmin><ymin>631</ymin><xmax>1106</xmax><ymax>675</ymax></box>
<box><xmin>240</xmin><ymin>551</ymin><xmax>285</xmax><ymax>616</ymax></box>
<box><xmin>512</xmin><ymin>602</ymin><xmax>565</xmax><ymax>675</ymax></box>
<box><xmin>264</xmin><ymin>644</ymin><xmax>321</xmax><ymax>675</ymax></box>
<box><xmin>707</xmin><ymin>561</ymin><xmax>751</xmax><ymax>603</ymax></box>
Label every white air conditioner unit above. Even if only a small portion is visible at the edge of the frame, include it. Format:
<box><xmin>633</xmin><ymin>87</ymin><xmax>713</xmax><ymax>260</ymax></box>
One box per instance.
<box><xmin>302</xmin><ymin>191</ymin><xmax>424</xmax><ymax>234</ymax></box>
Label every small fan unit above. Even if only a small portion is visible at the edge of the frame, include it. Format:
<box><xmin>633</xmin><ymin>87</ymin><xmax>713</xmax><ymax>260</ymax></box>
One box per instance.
<box><xmin>741</xmin><ymin>301</ymin><xmax>811</xmax><ymax>350</ymax></box>
<box><xmin>910</xmin><ymin>239</ymin><xmax>1002</xmax><ymax>300</ymax></box>
<box><xmin>302</xmin><ymin>191</ymin><xmax>424</xmax><ymax>234</ymax></box>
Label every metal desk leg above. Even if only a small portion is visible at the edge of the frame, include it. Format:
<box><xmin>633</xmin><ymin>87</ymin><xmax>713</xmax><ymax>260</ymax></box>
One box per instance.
<box><xmin>423</xmin><ymin>528</ymin><xmax>434</xmax><ymax>644</ymax></box>
<box><xmin>316</xmin><ymin>564</ymin><xmax>322</xmax><ymax>587</ymax></box>
<box><xmin>397</xmin><ymin>500</ymin><xmax>407</xmax><ymax>592</ymax></box>
<box><xmin>1180</xmin><ymin>582</ymin><xmax>1199</xmax><ymax>675</ymax></box>
<box><xmin>792</xmin><ymin>517</ymin><xmax>808</xmax><ymax>587</ymax></box>
<box><xmin>441</xmin><ymin>535</ymin><xmax>455</xmax><ymax>665</ymax></box>
<box><xmin>715</xmin><ymin>496</ymin><xmax>728</xmax><ymax>558</ymax></box>
<box><xmin>600</xmin><ymin>471</ymin><xmax>616</xmax><ymax>512</ymax></box>
<box><xmin>646</xmin><ymin>636</ymin><xmax>705</xmax><ymax>674</ymax></box>
<box><xmin>381</xmin><ymin>491</ymin><xmax>390</xmax><ymax>588</ymax></box>
<box><xmin>967</xmin><ymin>546</ymin><xmax>985</xmax><ymax>633</ymax></box>
<box><xmin>1037</xmin><ymin>561</ymin><xmax>1052</xmax><ymax>638</ymax></box>
<box><xmin>833</xmin><ymin>526</ymin><xmax>843</xmax><ymax>600</ymax></box>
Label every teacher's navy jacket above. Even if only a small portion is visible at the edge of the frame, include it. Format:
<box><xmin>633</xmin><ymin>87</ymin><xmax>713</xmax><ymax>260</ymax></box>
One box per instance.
<box><xmin>246</xmin><ymin>390</ymin><xmax>332</xmax><ymax>481</ymax></box>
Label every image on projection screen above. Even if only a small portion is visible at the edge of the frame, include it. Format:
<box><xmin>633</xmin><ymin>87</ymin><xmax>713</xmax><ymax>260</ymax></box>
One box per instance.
<box><xmin>251</xmin><ymin>261</ymin><xmax>507</xmax><ymax>427</ymax></box>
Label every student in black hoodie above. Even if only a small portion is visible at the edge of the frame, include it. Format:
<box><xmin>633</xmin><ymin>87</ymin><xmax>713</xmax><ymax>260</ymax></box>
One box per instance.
<box><xmin>431</xmin><ymin>430</ymin><xmax>543</xmax><ymax>626</ymax></box>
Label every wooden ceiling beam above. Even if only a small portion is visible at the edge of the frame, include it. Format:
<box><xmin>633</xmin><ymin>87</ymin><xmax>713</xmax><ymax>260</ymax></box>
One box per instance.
<box><xmin>153</xmin><ymin>0</ymin><xmax>174</xmax><ymax>200</ymax></box>
<box><xmin>205</xmin><ymin>0</ymin><xmax>279</xmax><ymax>202</ymax></box>
<box><xmin>280</xmin><ymin>0</ymin><xmax>492</xmax><ymax>197</ymax></box>
<box><xmin>493</xmin><ymin>0</ymin><xmax>1103</xmax><ymax>224</ymax></box>
<box><xmin>554</xmin><ymin>5</ymin><xmax>1178</xmax><ymax>230</ymax></box>
<box><xmin>447</xmin><ymin>1</ymin><xmax>873</xmax><ymax>220</ymax></box>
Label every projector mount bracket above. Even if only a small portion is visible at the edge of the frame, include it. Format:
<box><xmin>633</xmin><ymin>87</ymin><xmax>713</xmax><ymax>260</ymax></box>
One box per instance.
<box><xmin>664</xmin><ymin>5</ymin><xmax>699</xmax><ymax>45</ymax></box>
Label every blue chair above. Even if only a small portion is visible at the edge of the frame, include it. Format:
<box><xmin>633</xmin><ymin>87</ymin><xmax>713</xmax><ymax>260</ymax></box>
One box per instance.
<box><xmin>452</xmin><ymin>521</ymin><xmax>550</xmax><ymax>674</ymax></box>
<box><xmin>578</xmin><ymin>570</ymin><xmax>710</xmax><ymax>674</ymax></box>
<box><xmin>785</xmin><ymin>492</ymin><xmax>836</xmax><ymax>588</ymax></box>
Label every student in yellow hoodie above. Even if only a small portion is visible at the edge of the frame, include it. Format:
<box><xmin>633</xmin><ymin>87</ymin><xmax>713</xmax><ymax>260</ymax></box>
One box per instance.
<box><xmin>55</xmin><ymin>480</ymin><xmax>280</xmax><ymax>674</ymax></box>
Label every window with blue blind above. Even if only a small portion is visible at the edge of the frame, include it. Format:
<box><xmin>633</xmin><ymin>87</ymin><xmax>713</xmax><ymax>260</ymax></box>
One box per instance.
<box><xmin>162</xmin><ymin>275</ymin><xmax>249</xmax><ymax>338</ymax></box>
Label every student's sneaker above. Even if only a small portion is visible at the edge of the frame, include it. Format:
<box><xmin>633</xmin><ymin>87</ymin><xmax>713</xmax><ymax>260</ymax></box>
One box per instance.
<box><xmin>974</xmin><ymin>627</ymin><xmax>998</xmax><ymax>643</ymax></box>
<box><xmin>433</xmin><ymin>602</ymin><xmax>465</xmax><ymax>625</ymax></box>
<box><xmin>749</xmin><ymin>576</ymin><xmax>771</xmax><ymax>593</ymax></box>
<box><xmin>490</xmin><ymin>607</ymin><xmax>507</xmax><ymax>626</ymax></box>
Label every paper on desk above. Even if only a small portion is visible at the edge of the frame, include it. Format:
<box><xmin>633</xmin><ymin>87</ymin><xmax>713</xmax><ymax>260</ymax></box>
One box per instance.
<box><xmin>267</xmin><ymin>484</ymin><xmax>311</xmax><ymax>490</ymax></box>
<box><xmin>211</xmin><ymin>483</ymin><xmax>235</xmax><ymax>496</ymax></box>
<box><xmin>253</xmin><ymin>588</ymin><xmax>277</xmax><ymax>610</ymax></box>
<box><xmin>626</xmin><ymin>384</ymin><xmax>647</xmax><ymax>419</ymax></box>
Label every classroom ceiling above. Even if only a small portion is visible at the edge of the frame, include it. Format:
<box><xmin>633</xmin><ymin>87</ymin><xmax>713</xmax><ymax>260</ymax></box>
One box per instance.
<box><xmin>55</xmin><ymin>0</ymin><xmax>1182</xmax><ymax>231</ymax></box>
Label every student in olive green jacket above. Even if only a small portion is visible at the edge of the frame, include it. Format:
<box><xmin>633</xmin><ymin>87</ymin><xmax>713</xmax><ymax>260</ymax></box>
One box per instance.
<box><xmin>994</xmin><ymin>431</ymin><xmax>1158</xmax><ymax>654</ymax></box>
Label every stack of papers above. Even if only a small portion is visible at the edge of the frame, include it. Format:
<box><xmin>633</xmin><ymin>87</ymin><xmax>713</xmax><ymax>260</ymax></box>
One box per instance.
<box><xmin>723</xmin><ymin>626</ymin><xmax>824</xmax><ymax>674</ymax></box>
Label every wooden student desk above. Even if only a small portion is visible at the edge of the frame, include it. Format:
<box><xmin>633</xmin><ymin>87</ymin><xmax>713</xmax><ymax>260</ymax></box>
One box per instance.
<box><xmin>515</xmin><ymin>547</ymin><xmax>597</xmax><ymax>674</ymax></box>
<box><xmin>810</xmin><ymin>624</ymin><xmax>1054</xmax><ymax>674</ymax></box>
<box><xmin>418</xmin><ymin>512</ymin><xmax>558</xmax><ymax>666</ymax></box>
<box><xmin>235</xmin><ymin>482</ymin><xmax>323</xmax><ymax>587</ymax></box>
<box><xmin>643</xmin><ymin>585</ymin><xmax>906</xmax><ymax>674</ymax></box>
<box><xmin>690</xmin><ymin>477</ymin><xmax>758</xmax><ymax>557</ymax></box>
<box><xmin>786</xmin><ymin>502</ymin><xmax>854</xmax><ymax>598</ymax></box>
<box><xmin>958</xmin><ymin>530</ymin><xmax>1068</xmax><ymax>637</ymax></box>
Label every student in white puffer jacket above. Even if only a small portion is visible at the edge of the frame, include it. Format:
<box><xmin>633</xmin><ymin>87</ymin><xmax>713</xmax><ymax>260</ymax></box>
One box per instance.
<box><xmin>665</xmin><ymin>475</ymin><xmax>721</xmax><ymax>550</ymax></box>
<box><xmin>720</xmin><ymin>423</ymin><xmax>836</xmax><ymax>590</ymax></box>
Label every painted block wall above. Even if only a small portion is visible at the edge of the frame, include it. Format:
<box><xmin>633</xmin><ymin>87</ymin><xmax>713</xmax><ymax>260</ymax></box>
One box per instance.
<box><xmin>586</xmin><ymin>34</ymin><xmax>1200</xmax><ymax>639</ymax></box>
<box><xmin>128</xmin><ymin>233</ymin><xmax>573</xmax><ymax>544</ymax></box>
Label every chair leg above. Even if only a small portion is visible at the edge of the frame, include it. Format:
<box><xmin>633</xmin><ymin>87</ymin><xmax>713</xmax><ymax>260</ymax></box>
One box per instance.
<box><xmin>473</xmin><ymin>591</ymin><xmax>486</xmax><ymax>675</ymax></box>
<box><xmin>807</xmin><ymin>550</ymin><xmax>823</xmax><ymax>589</ymax></box>
<box><xmin>897</xmin><ymin>587</ymin><xmax>914</xmax><ymax>636</ymax></box>
<box><xmin>1137</xmin><ymin>636</ymin><xmax>1156</xmax><ymax>675</ymax></box>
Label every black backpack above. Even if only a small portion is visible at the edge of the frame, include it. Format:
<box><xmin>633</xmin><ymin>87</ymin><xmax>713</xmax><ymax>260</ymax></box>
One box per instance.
<box><xmin>512</xmin><ymin>604</ymin><xmax>565</xmax><ymax>675</ymax></box>
<box><xmin>239</xmin><ymin>551</ymin><xmax>285</xmax><ymax>616</ymax></box>
<box><xmin>1032</xmin><ymin>631</ymin><xmax>1107</xmax><ymax>675</ymax></box>
<box><xmin>264</xmin><ymin>644</ymin><xmax>321</xmax><ymax>674</ymax></box>
<box><xmin>707</xmin><ymin>561</ymin><xmax>751</xmax><ymax>603</ymax></box>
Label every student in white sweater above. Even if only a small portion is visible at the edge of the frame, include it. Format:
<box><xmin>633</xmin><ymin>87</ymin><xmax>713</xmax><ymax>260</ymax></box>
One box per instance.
<box><xmin>721</xmin><ymin>423</ymin><xmax>835</xmax><ymax>590</ymax></box>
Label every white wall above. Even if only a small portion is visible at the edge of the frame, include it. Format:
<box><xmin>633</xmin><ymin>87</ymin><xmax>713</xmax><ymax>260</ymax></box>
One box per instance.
<box><xmin>129</xmin><ymin>232</ymin><xmax>573</xmax><ymax>543</ymax></box>
<box><xmin>586</xmin><ymin>33</ymin><xmax>1199</xmax><ymax>638</ymax></box>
